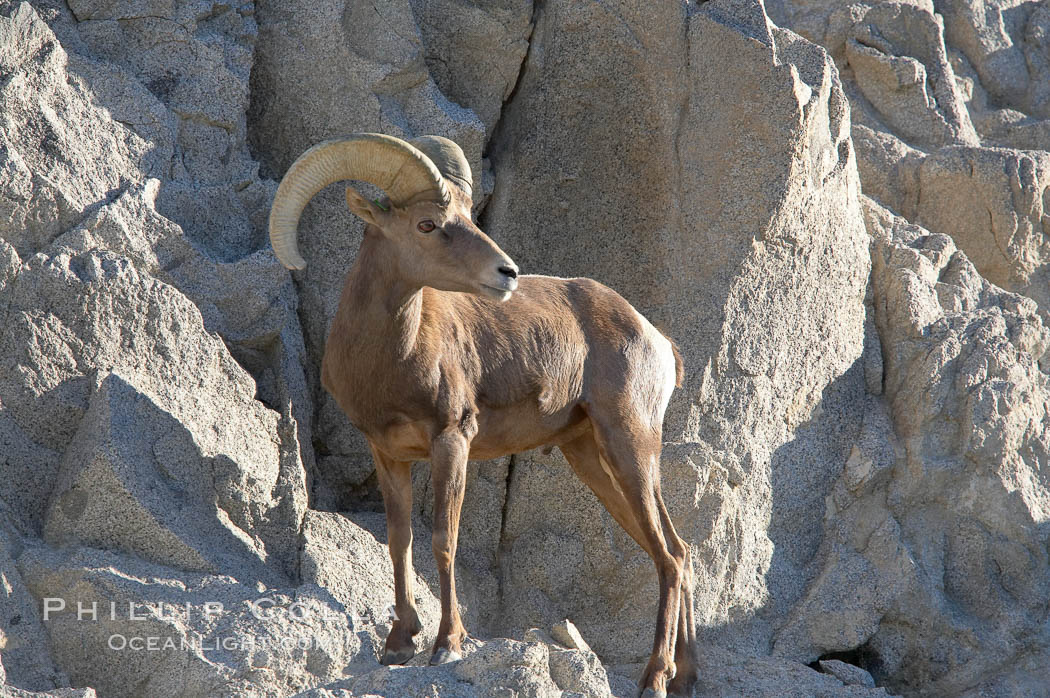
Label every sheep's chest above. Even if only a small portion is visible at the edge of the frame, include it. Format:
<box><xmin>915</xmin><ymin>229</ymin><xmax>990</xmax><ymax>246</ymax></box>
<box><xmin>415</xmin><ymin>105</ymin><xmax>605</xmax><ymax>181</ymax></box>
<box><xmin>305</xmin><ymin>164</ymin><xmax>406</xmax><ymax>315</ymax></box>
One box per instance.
<box><xmin>322</xmin><ymin>341</ymin><xmax>461</xmax><ymax>457</ymax></box>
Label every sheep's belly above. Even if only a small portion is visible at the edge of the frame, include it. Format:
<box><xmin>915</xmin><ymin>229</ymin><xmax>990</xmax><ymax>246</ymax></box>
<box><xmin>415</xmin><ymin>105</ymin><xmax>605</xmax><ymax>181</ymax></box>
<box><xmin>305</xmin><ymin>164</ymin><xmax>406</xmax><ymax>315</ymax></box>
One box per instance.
<box><xmin>370</xmin><ymin>402</ymin><xmax>589</xmax><ymax>462</ymax></box>
<box><xmin>469</xmin><ymin>401</ymin><xmax>589</xmax><ymax>460</ymax></box>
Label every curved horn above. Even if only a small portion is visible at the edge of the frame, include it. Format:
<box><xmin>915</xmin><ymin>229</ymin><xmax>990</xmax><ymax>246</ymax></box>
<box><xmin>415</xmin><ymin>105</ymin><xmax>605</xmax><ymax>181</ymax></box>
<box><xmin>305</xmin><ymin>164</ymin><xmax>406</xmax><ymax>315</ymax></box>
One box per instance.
<box><xmin>410</xmin><ymin>135</ymin><xmax>473</xmax><ymax>197</ymax></box>
<box><xmin>269</xmin><ymin>133</ymin><xmax>449</xmax><ymax>270</ymax></box>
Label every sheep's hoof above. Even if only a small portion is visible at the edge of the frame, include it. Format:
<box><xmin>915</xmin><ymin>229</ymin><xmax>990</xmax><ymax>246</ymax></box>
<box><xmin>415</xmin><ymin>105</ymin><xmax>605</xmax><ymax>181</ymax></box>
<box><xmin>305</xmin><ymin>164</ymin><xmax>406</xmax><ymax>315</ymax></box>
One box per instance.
<box><xmin>667</xmin><ymin>668</ymin><xmax>699</xmax><ymax>696</ymax></box>
<box><xmin>638</xmin><ymin>689</ymin><xmax>667</xmax><ymax>698</ymax></box>
<box><xmin>429</xmin><ymin>648</ymin><xmax>462</xmax><ymax>665</ymax></box>
<box><xmin>380</xmin><ymin>644</ymin><xmax>416</xmax><ymax>665</ymax></box>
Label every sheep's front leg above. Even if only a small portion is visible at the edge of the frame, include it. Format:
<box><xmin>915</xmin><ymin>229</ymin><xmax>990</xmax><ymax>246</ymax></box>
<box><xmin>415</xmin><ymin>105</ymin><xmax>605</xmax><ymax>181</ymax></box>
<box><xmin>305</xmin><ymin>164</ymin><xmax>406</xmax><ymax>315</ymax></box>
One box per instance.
<box><xmin>429</xmin><ymin>428</ymin><xmax>469</xmax><ymax>664</ymax></box>
<box><xmin>370</xmin><ymin>443</ymin><xmax>422</xmax><ymax>665</ymax></box>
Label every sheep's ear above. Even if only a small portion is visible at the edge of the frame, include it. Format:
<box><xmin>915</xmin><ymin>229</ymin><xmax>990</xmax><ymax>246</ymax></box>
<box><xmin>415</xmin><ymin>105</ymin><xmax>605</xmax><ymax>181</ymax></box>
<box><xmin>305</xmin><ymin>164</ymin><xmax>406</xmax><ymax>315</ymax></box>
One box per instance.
<box><xmin>345</xmin><ymin>187</ymin><xmax>390</xmax><ymax>227</ymax></box>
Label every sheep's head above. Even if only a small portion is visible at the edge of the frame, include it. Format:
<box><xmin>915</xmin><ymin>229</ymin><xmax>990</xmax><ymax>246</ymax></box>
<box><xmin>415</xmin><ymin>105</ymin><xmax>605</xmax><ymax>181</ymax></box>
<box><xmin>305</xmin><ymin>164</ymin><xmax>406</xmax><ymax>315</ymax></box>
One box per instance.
<box><xmin>269</xmin><ymin>133</ymin><xmax>518</xmax><ymax>301</ymax></box>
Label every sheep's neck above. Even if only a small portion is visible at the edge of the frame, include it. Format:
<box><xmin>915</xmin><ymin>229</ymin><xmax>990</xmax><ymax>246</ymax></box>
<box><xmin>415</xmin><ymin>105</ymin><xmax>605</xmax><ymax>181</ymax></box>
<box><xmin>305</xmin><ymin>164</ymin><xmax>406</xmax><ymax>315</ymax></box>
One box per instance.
<box><xmin>345</xmin><ymin>233</ymin><xmax>423</xmax><ymax>359</ymax></box>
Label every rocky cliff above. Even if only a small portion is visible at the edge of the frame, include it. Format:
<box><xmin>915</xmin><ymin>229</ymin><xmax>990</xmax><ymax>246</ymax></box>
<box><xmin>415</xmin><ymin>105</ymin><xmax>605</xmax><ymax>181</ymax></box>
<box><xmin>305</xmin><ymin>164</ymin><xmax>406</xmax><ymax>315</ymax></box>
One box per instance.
<box><xmin>0</xmin><ymin>0</ymin><xmax>1047</xmax><ymax>696</ymax></box>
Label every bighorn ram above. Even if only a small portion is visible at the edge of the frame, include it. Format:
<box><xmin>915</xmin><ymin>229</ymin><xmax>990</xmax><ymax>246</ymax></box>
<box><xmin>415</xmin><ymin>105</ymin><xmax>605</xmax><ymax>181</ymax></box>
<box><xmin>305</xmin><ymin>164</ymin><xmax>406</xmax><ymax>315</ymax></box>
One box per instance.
<box><xmin>269</xmin><ymin>133</ymin><xmax>697</xmax><ymax>697</ymax></box>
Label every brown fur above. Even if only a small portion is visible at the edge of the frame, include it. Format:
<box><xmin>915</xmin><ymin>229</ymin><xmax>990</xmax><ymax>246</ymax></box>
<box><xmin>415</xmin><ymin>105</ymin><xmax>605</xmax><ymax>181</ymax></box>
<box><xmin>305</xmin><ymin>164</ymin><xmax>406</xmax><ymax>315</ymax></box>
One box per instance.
<box><xmin>321</xmin><ymin>183</ymin><xmax>698</xmax><ymax>697</ymax></box>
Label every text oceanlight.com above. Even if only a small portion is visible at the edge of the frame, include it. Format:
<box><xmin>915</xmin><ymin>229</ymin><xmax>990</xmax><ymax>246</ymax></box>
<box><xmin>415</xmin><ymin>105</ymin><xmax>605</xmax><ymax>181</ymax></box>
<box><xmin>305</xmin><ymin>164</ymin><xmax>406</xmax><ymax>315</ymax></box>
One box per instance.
<box><xmin>106</xmin><ymin>634</ymin><xmax>335</xmax><ymax>652</ymax></box>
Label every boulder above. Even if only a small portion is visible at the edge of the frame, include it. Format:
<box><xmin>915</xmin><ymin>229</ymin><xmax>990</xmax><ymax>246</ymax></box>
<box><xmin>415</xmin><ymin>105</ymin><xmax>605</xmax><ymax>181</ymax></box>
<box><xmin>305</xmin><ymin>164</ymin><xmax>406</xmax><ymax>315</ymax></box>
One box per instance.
<box><xmin>836</xmin><ymin>2</ymin><xmax>978</xmax><ymax>148</ymax></box>
<box><xmin>938</xmin><ymin>0</ymin><xmax>1050</xmax><ymax>118</ymax></box>
<box><xmin>0</xmin><ymin>522</ymin><xmax>66</xmax><ymax>692</ymax></box>
<box><xmin>295</xmin><ymin>635</ymin><xmax>611</xmax><ymax>698</ymax></box>
<box><xmin>62</xmin><ymin>0</ymin><xmax>269</xmax><ymax>259</ymax></box>
<box><xmin>43</xmin><ymin>372</ymin><xmax>286</xmax><ymax>586</ymax></box>
<box><xmin>819</xmin><ymin>660</ymin><xmax>877</xmax><ymax>689</ymax></box>
<box><xmin>915</xmin><ymin>146</ymin><xmax>1050</xmax><ymax>313</ymax></box>
<box><xmin>17</xmin><ymin>546</ymin><xmax>359</xmax><ymax>698</ymax></box>
<box><xmin>0</xmin><ymin>245</ymin><xmax>305</xmax><ymax>580</ymax></box>
<box><xmin>0</xmin><ymin>3</ymin><xmax>150</xmax><ymax>260</ymax></box>
<box><xmin>549</xmin><ymin>619</ymin><xmax>591</xmax><ymax>654</ymax></box>
<box><xmin>694</xmin><ymin>644</ymin><xmax>891</xmax><ymax>697</ymax></box>
<box><xmin>0</xmin><ymin>1</ymin><xmax>312</xmax><ymax>508</ymax></box>
<box><xmin>50</xmin><ymin>180</ymin><xmax>314</xmax><ymax>497</ymax></box>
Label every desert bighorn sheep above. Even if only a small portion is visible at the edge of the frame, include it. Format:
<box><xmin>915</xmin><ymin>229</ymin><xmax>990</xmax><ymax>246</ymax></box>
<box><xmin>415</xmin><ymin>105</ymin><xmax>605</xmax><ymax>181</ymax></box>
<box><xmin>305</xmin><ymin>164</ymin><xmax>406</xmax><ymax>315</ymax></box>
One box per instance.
<box><xmin>269</xmin><ymin>133</ymin><xmax>697</xmax><ymax>697</ymax></box>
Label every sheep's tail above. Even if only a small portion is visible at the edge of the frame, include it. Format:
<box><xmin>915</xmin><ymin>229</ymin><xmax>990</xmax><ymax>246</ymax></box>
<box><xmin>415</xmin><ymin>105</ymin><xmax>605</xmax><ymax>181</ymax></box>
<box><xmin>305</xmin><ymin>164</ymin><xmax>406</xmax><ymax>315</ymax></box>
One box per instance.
<box><xmin>660</xmin><ymin>330</ymin><xmax>684</xmax><ymax>388</ymax></box>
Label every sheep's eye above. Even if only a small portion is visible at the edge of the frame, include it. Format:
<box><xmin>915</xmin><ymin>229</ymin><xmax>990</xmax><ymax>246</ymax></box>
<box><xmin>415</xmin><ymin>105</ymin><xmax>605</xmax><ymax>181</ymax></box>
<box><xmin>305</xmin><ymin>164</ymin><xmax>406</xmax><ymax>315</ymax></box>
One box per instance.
<box><xmin>417</xmin><ymin>220</ymin><xmax>436</xmax><ymax>233</ymax></box>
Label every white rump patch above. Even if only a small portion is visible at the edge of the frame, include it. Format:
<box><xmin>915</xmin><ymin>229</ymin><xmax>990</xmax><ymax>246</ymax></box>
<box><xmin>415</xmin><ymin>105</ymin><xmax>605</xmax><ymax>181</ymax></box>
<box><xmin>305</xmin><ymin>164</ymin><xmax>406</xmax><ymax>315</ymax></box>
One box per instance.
<box><xmin>625</xmin><ymin>310</ymin><xmax>678</xmax><ymax>431</ymax></box>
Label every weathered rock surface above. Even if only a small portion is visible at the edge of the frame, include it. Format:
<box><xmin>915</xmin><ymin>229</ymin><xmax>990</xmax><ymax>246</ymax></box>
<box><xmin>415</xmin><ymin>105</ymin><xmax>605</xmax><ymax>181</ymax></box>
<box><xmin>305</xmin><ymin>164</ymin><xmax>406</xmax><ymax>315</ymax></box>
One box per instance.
<box><xmin>298</xmin><ymin>509</ymin><xmax>441</xmax><ymax>666</ymax></box>
<box><xmin>0</xmin><ymin>3</ymin><xmax>151</xmax><ymax>259</ymax></box>
<box><xmin>0</xmin><ymin>521</ymin><xmax>66</xmax><ymax>692</ymax></box>
<box><xmin>694</xmin><ymin>645</ymin><xmax>890</xmax><ymax>697</ymax></box>
<box><xmin>857</xmin><ymin>200</ymin><xmax>1048</xmax><ymax>695</ymax></box>
<box><xmin>297</xmin><ymin>635</ymin><xmax>610</xmax><ymax>698</ymax></box>
<box><xmin>0</xmin><ymin>243</ymin><xmax>304</xmax><ymax>579</ymax></box>
<box><xmin>2</xmin><ymin>0</ymin><xmax>1049</xmax><ymax>695</ymax></box>
<box><xmin>914</xmin><ymin>146</ymin><xmax>1050</xmax><ymax>312</ymax></box>
<box><xmin>758</xmin><ymin>4</ymin><xmax>1050</xmax><ymax>690</ymax></box>
<box><xmin>820</xmin><ymin>659</ymin><xmax>877</xmax><ymax>689</ymax></box>
<box><xmin>43</xmin><ymin>372</ymin><xmax>284</xmax><ymax>585</ymax></box>
<box><xmin>844</xmin><ymin>2</ymin><xmax>978</xmax><ymax>148</ymax></box>
<box><xmin>771</xmin><ymin>0</ymin><xmax>1050</xmax><ymax>319</ymax></box>
<box><xmin>0</xmin><ymin>686</ymin><xmax>96</xmax><ymax>698</ymax></box>
<box><xmin>409</xmin><ymin>0</ymin><xmax>532</xmax><ymax>137</ymax></box>
<box><xmin>770</xmin><ymin>197</ymin><xmax>1050</xmax><ymax>695</ymax></box>
<box><xmin>66</xmin><ymin>0</ymin><xmax>270</xmax><ymax>260</ymax></box>
<box><xmin>938</xmin><ymin>0</ymin><xmax>1050</xmax><ymax>119</ymax></box>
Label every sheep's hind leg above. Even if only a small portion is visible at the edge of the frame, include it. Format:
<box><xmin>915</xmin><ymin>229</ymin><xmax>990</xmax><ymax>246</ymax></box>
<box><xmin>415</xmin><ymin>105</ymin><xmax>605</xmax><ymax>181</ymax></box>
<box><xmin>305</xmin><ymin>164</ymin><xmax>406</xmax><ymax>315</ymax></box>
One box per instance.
<box><xmin>561</xmin><ymin>424</ymin><xmax>688</xmax><ymax>698</ymax></box>
<box><xmin>371</xmin><ymin>445</ymin><xmax>423</xmax><ymax>665</ymax></box>
<box><xmin>662</xmin><ymin>498</ymin><xmax>699</xmax><ymax>696</ymax></box>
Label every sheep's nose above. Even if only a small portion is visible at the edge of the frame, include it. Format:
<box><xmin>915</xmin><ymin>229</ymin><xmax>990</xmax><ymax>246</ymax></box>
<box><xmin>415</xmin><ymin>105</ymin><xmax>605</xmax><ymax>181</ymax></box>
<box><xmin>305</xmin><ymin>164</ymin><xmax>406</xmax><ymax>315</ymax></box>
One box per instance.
<box><xmin>498</xmin><ymin>264</ymin><xmax>518</xmax><ymax>280</ymax></box>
